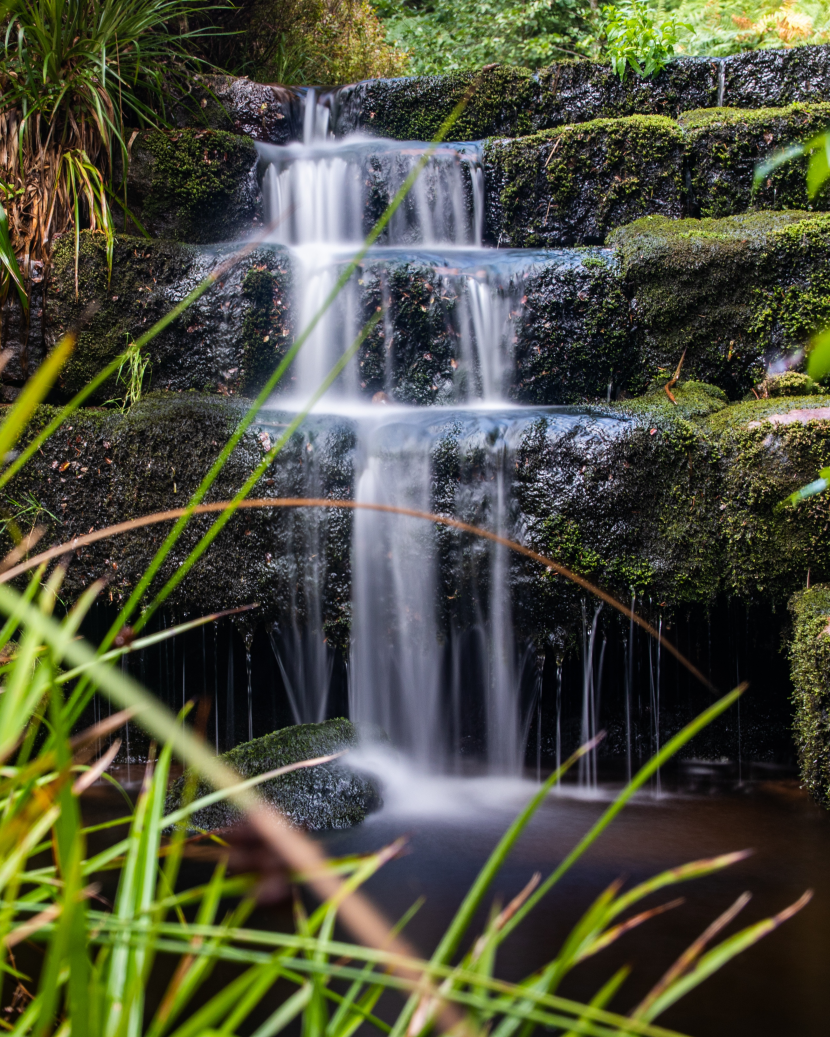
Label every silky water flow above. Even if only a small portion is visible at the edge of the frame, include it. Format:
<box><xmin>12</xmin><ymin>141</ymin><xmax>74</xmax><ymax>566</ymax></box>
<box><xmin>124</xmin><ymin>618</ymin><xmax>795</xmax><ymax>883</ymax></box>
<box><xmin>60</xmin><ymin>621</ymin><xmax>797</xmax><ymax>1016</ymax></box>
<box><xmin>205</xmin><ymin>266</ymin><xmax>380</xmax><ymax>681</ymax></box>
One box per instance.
<box><xmin>258</xmin><ymin>92</ymin><xmax>605</xmax><ymax>775</ymax></box>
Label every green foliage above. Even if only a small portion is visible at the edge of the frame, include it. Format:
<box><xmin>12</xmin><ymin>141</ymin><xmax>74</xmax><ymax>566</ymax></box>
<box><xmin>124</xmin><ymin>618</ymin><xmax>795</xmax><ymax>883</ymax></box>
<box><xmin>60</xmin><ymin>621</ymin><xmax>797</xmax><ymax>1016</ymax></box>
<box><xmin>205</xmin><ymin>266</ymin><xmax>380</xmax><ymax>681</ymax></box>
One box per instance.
<box><xmin>601</xmin><ymin>0</ymin><xmax>685</xmax><ymax>79</ymax></box>
<box><xmin>377</xmin><ymin>0</ymin><xmax>597</xmax><ymax>74</ymax></box>
<box><xmin>0</xmin><ymin>0</ymin><xmax>218</xmax><ymax>300</ymax></box>
<box><xmin>202</xmin><ymin>0</ymin><xmax>409</xmax><ymax>84</ymax></box>
<box><xmin>672</xmin><ymin>0</ymin><xmax>830</xmax><ymax>57</ymax></box>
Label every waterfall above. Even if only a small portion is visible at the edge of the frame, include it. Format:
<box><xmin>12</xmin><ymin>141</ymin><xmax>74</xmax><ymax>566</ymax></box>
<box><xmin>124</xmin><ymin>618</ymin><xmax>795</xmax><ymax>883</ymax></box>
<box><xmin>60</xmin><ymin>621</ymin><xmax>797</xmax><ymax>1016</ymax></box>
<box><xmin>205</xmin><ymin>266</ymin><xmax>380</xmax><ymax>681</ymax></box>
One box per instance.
<box><xmin>258</xmin><ymin>93</ymin><xmax>551</xmax><ymax>773</ymax></box>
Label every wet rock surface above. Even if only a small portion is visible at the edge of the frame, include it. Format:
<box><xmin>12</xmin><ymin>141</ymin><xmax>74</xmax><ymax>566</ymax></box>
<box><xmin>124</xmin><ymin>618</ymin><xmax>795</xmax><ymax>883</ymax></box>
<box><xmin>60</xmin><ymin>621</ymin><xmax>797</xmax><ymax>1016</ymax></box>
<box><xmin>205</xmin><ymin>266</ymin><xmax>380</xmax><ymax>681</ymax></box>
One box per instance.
<box><xmin>8</xmin><ymin>387</ymin><xmax>830</xmax><ymax>643</ymax></box>
<box><xmin>484</xmin><ymin>115</ymin><xmax>684</xmax><ymax>247</ymax></box>
<box><xmin>46</xmin><ymin>234</ymin><xmax>292</xmax><ymax>401</ymax></box>
<box><xmin>610</xmin><ymin>211</ymin><xmax>830</xmax><ymax>397</ymax></box>
<box><xmin>165</xmin><ymin>718</ymin><xmax>381</xmax><ymax>830</ymax></box>
<box><xmin>681</xmin><ymin>103</ymin><xmax>830</xmax><ymax>218</ymax></box>
<box><xmin>170</xmin><ymin>75</ymin><xmax>302</xmax><ymax>144</ymax></box>
<box><xmin>789</xmin><ymin>584</ymin><xmax>830</xmax><ymax>810</ymax></box>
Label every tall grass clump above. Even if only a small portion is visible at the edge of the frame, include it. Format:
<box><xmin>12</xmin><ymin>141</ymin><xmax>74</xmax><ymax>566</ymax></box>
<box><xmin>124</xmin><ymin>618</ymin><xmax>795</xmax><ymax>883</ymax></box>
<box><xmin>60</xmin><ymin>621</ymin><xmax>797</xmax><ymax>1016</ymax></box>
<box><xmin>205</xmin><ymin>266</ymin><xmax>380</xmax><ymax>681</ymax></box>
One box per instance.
<box><xmin>0</xmin><ymin>0</ymin><xmax>219</xmax><ymax>294</ymax></box>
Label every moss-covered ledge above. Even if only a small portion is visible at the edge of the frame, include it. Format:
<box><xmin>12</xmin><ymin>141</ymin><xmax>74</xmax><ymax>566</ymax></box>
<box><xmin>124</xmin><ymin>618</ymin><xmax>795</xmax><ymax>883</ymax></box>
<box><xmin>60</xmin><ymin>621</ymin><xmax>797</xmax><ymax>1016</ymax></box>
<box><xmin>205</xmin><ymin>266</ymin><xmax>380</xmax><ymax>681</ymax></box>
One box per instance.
<box><xmin>123</xmin><ymin>129</ymin><xmax>262</xmax><ymax>242</ymax></box>
<box><xmin>484</xmin><ymin>115</ymin><xmax>684</xmax><ymax>247</ymax></box>
<box><xmin>789</xmin><ymin>583</ymin><xmax>830</xmax><ymax>809</ymax></box>
<box><xmin>45</xmin><ymin>233</ymin><xmax>292</xmax><ymax>401</ymax></box>
<box><xmin>4</xmin><ymin>394</ymin><xmax>356</xmax><ymax>643</ymax></box>
<box><xmin>610</xmin><ymin>211</ymin><xmax>830</xmax><ymax>397</ymax></box>
<box><xmin>332</xmin><ymin>57</ymin><xmax>718</xmax><ymax>141</ymax></box>
<box><xmin>166</xmin><ymin>718</ymin><xmax>381</xmax><ymax>830</ymax></box>
<box><xmin>680</xmin><ymin>103</ymin><xmax>830</xmax><ymax>218</ymax></box>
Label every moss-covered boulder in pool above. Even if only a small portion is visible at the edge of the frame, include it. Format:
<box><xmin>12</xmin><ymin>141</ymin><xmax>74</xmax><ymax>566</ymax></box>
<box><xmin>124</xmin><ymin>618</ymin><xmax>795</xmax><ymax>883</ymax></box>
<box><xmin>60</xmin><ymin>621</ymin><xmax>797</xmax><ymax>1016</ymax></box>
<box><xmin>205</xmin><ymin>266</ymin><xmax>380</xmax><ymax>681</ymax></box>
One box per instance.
<box><xmin>166</xmin><ymin>718</ymin><xmax>381</xmax><ymax>830</ymax></box>
<box><xmin>484</xmin><ymin>116</ymin><xmax>684</xmax><ymax>247</ymax></box>
<box><xmin>680</xmin><ymin>103</ymin><xmax>830</xmax><ymax>219</ymax></box>
<box><xmin>610</xmin><ymin>210</ymin><xmax>830</xmax><ymax>397</ymax></box>
<box><xmin>123</xmin><ymin>129</ymin><xmax>262</xmax><ymax>242</ymax></box>
<box><xmin>789</xmin><ymin>583</ymin><xmax>830</xmax><ymax>809</ymax></box>
<box><xmin>46</xmin><ymin>233</ymin><xmax>292</xmax><ymax>401</ymax></box>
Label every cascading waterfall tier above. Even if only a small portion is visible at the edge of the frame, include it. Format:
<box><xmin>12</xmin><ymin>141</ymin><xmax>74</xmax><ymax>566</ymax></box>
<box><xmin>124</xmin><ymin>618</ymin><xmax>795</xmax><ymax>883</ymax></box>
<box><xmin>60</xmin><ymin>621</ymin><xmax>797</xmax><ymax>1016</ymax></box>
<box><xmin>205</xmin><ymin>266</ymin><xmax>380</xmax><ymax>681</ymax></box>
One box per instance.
<box><xmin>257</xmin><ymin>92</ymin><xmax>580</xmax><ymax>773</ymax></box>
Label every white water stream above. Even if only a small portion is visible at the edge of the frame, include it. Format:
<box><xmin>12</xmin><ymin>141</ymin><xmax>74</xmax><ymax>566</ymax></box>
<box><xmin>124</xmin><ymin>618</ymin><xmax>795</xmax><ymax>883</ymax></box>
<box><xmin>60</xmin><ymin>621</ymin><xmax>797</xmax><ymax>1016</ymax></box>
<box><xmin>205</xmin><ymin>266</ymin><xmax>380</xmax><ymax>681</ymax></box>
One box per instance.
<box><xmin>257</xmin><ymin>94</ymin><xmax>563</xmax><ymax>772</ymax></box>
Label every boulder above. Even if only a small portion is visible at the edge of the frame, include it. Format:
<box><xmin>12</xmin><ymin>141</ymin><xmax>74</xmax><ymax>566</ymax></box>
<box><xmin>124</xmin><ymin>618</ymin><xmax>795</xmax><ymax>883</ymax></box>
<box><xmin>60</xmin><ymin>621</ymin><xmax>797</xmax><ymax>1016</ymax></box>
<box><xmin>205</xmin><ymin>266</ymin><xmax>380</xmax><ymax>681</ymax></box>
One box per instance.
<box><xmin>610</xmin><ymin>210</ymin><xmax>830</xmax><ymax>397</ymax></box>
<box><xmin>165</xmin><ymin>718</ymin><xmax>381</xmax><ymax>830</ymax></box>
<box><xmin>122</xmin><ymin>129</ymin><xmax>263</xmax><ymax>242</ymax></box>
<box><xmin>170</xmin><ymin>74</ymin><xmax>302</xmax><ymax>144</ymax></box>
<box><xmin>484</xmin><ymin>115</ymin><xmax>684</xmax><ymax>247</ymax></box>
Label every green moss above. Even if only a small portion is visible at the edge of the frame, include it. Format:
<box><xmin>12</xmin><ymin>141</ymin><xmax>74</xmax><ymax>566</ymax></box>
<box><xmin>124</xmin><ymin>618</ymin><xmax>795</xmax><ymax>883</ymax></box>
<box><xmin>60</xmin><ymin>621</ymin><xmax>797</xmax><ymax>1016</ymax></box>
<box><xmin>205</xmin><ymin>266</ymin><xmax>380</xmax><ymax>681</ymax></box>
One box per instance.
<box><xmin>755</xmin><ymin>371</ymin><xmax>824</xmax><ymax>397</ymax></box>
<box><xmin>679</xmin><ymin>102</ymin><xmax>830</xmax><ymax>219</ymax></box>
<box><xmin>49</xmin><ymin>233</ymin><xmax>292</xmax><ymax>402</ymax></box>
<box><xmin>342</xmin><ymin>65</ymin><xmax>537</xmax><ymax>143</ymax></box>
<box><xmin>610</xmin><ymin>211</ymin><xmax>830</xmax><ymax>397</ymax></box>
<box><xmin>485</xmin><ymin>115</ymin><xmax>683</xmax><ymax>247</ymax></box>
<box><xmin>789</xmin><ymin>584</ymin><xmax>830</xmax><ymax>809</ymax></box>
<box><xmin>542</xmin><ymin>513</ymin><xmax>655</xmax><ymax>595</ymax></box>
<box><xmin>126</xmin><ymin>128</ymin><xmax>260</xmax><ymax>242</ymax></box>
<box><xmin>166</xmin><ymin>718</ymin><xmax>381</xmax><ymax>831</ymax></box>
<box><xmin>703</xmin><ymin>395</ymin><xmax>830</xmax><ymax>602</ymax></box>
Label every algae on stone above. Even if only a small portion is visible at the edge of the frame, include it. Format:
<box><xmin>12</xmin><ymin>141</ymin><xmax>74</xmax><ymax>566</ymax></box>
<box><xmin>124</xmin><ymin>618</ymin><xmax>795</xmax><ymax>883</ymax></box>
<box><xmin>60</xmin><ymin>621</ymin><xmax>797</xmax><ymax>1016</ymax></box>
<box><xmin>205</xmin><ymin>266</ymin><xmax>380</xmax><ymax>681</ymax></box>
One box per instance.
<box><xmin>789</xmin><ymin>583</ymin><xmax>830</xmax><ymax>810</ymax></box>
<box><xmin>46</xmin><ymin>233</ymin><xmax>292</xmax><ymax>401</ymax></box>
<box><xmin>680</xmin><ymin>103</ymin><xmax>830</xmax><ymax>219</ymax></box>
<box><xmin>166</xmin><ymin>718</ymin><xmax>380</xmax><ymax>830</ymax></box>
<box><xmin>610</xmin><ymin>210</ymin><xmax>830</xmax><ymax>397</ymax></box>
<box><xmin>485</xmin><ymin>115</ymin><xmax>684</xmax><ymax>247</ymax></box>
<box><xmin>123</xmin><ymin>129</ymin><xmax>262</xmax><ymax>242</ymax></box>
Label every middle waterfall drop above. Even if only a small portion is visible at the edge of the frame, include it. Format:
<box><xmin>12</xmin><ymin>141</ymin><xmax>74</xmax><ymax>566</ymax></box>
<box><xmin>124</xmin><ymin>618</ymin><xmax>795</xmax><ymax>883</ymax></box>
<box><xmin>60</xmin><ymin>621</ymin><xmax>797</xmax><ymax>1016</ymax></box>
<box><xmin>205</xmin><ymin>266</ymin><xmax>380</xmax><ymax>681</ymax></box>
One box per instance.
<box><xmin>257</xmin><ymin>106</ymin><xmax>570</xmax><ymax>772</ymax></box>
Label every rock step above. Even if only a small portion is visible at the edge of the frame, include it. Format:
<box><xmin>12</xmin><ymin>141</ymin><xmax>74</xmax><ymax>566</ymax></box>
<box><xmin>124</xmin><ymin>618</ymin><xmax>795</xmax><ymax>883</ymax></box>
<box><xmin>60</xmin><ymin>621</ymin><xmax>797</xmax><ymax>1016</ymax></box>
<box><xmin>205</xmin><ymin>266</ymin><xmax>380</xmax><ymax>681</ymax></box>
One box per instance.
<box><xmin>119</xmin><ymin>104</ymin><xmax>830</xmax><ymax>249</ymax></box>
<box><xmin>484</xmin><ymin>104</ymin><xmax>830</xmax><ymax>246</ymax></box>
<box><xmin>9</xmin><ymin>386</ymin><xmax>830</xmax><ymax>644</ymax></box>
<box><xmin>330</xmin><ymin>46</ymin><xmax>830</xmax><ymax>142</ymax></box>
<box><xmin>16</xmin><ymin>213</ymin><xmax>830</xmax><ymax>405</ymax></box>
<box><xmin>180</xmin><ymin>48</ymin><xmax>830</xmax><ymax>145</ymax></box>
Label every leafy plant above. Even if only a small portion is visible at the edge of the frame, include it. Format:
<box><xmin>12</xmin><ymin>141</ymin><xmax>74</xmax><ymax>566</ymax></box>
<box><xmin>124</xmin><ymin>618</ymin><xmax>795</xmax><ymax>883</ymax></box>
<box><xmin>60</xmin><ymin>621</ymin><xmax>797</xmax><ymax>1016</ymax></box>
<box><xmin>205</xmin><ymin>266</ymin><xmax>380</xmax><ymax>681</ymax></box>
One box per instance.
<box><xmin>0</xmin><ymin>0</ymin><xmax>219</xmax><ymax>300</ymax></box>
<box><xmin>115</xmin><ymin>341</ymin><xmax>151</xmax><ymax>411</ymax></box>
<box><xmin>601</xmin><ymin>0</ymin><xmax>686</xmax><ymax>79</ymax></box>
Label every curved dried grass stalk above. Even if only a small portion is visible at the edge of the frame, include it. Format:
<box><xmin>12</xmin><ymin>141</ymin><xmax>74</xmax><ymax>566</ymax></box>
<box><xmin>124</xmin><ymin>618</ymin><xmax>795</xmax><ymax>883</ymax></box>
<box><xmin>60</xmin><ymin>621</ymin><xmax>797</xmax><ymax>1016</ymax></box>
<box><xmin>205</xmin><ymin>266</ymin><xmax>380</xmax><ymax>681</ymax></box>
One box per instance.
<box><xmin>0</xmin><ymin>496</ymin><xmax>714</xmax><ymax>690</ymax></box>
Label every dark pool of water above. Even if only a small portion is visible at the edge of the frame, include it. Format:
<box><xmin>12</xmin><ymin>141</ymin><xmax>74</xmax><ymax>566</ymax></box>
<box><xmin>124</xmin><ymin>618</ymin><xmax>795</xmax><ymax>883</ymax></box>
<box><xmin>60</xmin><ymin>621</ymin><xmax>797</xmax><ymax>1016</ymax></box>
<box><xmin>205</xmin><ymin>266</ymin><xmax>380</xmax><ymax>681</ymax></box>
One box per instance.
<box><xmin>316</xmin><ymin>772</ymin><xmax>830</xmax><ymax>1037</ymax></box>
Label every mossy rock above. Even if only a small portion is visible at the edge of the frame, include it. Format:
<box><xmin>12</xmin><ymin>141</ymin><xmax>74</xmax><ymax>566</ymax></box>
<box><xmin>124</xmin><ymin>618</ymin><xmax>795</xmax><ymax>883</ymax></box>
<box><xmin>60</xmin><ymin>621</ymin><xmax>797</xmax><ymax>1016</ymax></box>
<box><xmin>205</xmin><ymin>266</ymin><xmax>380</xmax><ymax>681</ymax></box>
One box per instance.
<box><xmin>610</xmin><ymin>210</ymin><xmax>830</xmax><ymax>398</ymax></box>
<box><xmin>333</xmin><ymin>66</ymin><xmax>539</xmax><ymax>142</ymax></box>
<box><xmin>123</xmin><ymin>129</ymin><xmax>262</xmax><ymax>242</ymax></box>
<box><xmin>169</xmin><ymin>74</ymin><xmax>300</xmax><ymax>145</ymax></box>
<box><xmin>753</xmin><ymin>371</ymin><xmax>824</xmax><ymax>398</ymax></box>
<box><xmin>702</xmin><ymin>395</ymin><xmax>830</xmax><ymax>603</ymax></box>
<box><xmin>333</xmin><ymin>58</ymin><xmax>718</xmax><ymax>141</ymax></box>
<box><xmin>484</xmin><ymin>115</ymin><xmax>684</xmax><ymax>248</ymax></box>
<box><xmin>46</xmin><ymin>233</ymin><xmax>292</xmax><ymax>401</ymax></box>
<box><xmin>6</xmin><ymin>395</ymin><xmax>356</xmax><ymax>644</ymax></box>
<box><xmin>512</xmin><ymin>250</ymin><xmax>632</xmax><ymax>402</ymax></box>
<box><xmin>166</xmin><ymin>718</ymin><xmax>381</xmax><ymax>830</ymax></box>
<box><xmin>789</xmin><ymin>584</ymin><xmax>830</xmax><ymax>809</ymax></box>
<box><xmin>680</xmin><ymin>103</ymin><xmax>830</xmax><ymax>219</ymax></box>
<box><xmin>9</xmin><ymin>388</ymin><xmax>830</xmax><ymax>650</ymax></box>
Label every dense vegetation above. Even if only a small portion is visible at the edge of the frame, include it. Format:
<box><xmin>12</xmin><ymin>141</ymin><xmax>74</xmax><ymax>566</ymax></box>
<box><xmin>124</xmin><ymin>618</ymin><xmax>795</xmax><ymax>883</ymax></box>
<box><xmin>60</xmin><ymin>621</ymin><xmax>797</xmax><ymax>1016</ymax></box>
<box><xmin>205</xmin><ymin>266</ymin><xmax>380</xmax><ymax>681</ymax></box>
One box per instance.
<box><xmin>377</xmin><ymin>0</ymin><xmax>830</xmax><ymax>76</ymax></box>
